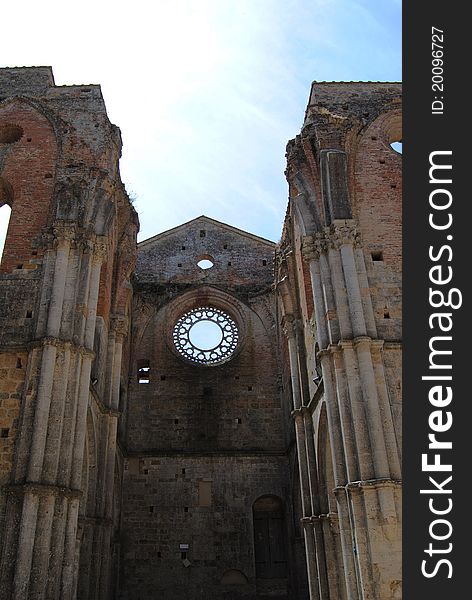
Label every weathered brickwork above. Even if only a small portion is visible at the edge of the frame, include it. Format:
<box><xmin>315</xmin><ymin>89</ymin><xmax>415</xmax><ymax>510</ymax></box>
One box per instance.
<box><xmin>0</xmin><ymin>352</ymin><xmax>26</xmax><ymax>536</ymax></box>
<box><xmin>121</xmin><ymin>456</ymin><xmax>292</xmax><ymax>599</ymax></box>
<box><xmin>0</xmin><ymin>68</ymin><xmax>401</xmax><ymax>600</ymax></box>
<box><xmin>120</xmin><ymin>217</ymin><xmax>305</xmax><ymax>599</ymax></box>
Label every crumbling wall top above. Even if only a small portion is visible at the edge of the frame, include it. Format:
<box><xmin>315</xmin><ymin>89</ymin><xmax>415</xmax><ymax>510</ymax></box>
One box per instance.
<box><xmin>304</xmin><ymin>81</ymin><xmax>401</xmax><ymax>127</ymax></box>
<box><xmin>0</xmin><ymin>66</ymin><xmax>55</xmax><ymax>95</ymax></box>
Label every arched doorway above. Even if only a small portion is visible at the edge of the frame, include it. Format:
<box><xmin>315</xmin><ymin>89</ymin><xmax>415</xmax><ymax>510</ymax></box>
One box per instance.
<box><xmin>253</xmin><ymin>495</ymin><xmax>287</xmax><ymax>579</ymax></box>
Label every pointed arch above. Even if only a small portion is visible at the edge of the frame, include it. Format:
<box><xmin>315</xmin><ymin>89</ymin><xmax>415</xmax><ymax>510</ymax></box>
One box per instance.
<box><xmin>0</xmin><ymin>97</ymin><xmax>58</xmax><ymax>272</ymax></box>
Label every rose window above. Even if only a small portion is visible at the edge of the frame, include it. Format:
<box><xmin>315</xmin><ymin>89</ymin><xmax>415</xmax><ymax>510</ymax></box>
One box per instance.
<box><xmin>173</xmin><ymin>307</ymin><xmax>239</xmax><ymax>365</ymax></box>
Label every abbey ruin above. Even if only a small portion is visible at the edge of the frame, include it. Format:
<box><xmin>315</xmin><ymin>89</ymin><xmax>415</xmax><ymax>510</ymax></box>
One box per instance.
<box><xmin>0</xmin><ymin>67</ymin><xmax>402</xmax><ymax>599</ymax></box>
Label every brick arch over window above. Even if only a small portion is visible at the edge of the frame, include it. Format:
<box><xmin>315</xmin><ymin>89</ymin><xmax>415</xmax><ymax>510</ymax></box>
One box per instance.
<box><xmin>350</xmin><ymin>106</ymin><xmax>402</xmax><ymax>270</ymax></box>
<box><xmin>0</xmin><ymin>99</ymin><xmax>58</xmax><ymax>272</ymax></box>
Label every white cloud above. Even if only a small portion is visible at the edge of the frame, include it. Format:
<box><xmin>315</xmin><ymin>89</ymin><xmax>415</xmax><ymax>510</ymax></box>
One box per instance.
<box><xmin>1</xmin><ymin>0</ymin><xmax>401</xmax><ymax>251</ymax></box>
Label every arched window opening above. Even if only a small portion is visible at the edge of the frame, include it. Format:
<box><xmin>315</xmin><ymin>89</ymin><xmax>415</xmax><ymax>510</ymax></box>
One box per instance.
<box><xmin>384</xmin><ymin>112</ymin><xmax>402</xmax><ymax>155</ymax></box>
<box><xmin>0</xmin><ymin>203</ymin><xmax>12</xmax><ymax>265</ymax></box>
<box><xmin>253</xmin><ymin>495</ymin><xmax>287</xmax><ymax>579</ymax></box>
<box><xmin>137</xmin><ymin>359</ymin><xmax>150</xmax><ymax>384</ymax></box>
<box><xmin>196</xmin><ymin>253</ymin><xmax>214</xmax><ymax>270</ymax></box>
<box><xmin>390</xmin><ymin>141</ymin><xmax>402</xmax><ymax>154</ymax></box>
<box><xmin>220</xmin><ymin>569</ymin><xmax>248</xmax><ymax>585</ymax></box>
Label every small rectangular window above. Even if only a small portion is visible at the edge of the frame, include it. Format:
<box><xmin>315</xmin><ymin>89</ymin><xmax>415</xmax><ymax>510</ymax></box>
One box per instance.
<box><xmin>137</xmin><ymin>359</ymin><xmax>150</xmax><ymax>384</ymax></box>
<box><xmin>200</xmin><ymin>230</ymin><xmax>206</xmax><ymax>238</ymax></box>
<box><xmin>372</xmin><ymin>251</ymin><xmax>383</xmax><ymax>262</ymax></box>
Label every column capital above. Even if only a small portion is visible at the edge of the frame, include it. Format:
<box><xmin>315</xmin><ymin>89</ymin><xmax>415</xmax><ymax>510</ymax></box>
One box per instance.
<box><xmin>327</xmin><ymin>220</ymin><xmax>360</xmax><ymax>250</ymax></box>
<box><xmin>301</xmin><ymin>235</ymin><xmax>318</xmax><ymax>261</ymax></box>
<box><xmin>282</xmin><ymin>314</ymin><xmax>297</xmax><ymax>339</ymax></box>
<box><xmin>303</xmin><ymin>231</ymin><xmax>330</xmax><ymax>260</ymax></box>
<box><xmin>77</xmin><ymin>235</ymin><xmax>96</xmax><ymax>254</ymax></box>
<box><xmin>291</xmin><ymin>406</ymin><xmax>312</xmax><ymax>420</ymax></box>
<box><xmin>300</xmin><ymin>516</ymin><xmax>314</xmax><ymax>528</ymax></box>
<box><xmin>111</xmin><ymin>314</ymin><xmax>129</xmax><ymax>339</ymax></box>
<box><xmin>52</xmin><ymin>222</ymin><xmax>76</xmax><ymax>247</ymax></box>
<box><xmin>93</xmin><ymin>236</ymin><xmax>109</xmax><ymax>263</ymax></box>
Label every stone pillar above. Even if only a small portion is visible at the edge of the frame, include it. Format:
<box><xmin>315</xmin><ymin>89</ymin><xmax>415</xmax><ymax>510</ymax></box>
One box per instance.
<box><xmin>303</xmin><ymin>409</ymin><xmax>330</xmax><ymax>600</ymax></box>
<box><xmin>97</xmin><ymin>314</ymin><xmax>126</xmax><ymax>595</ymax></box>
<box><xmin>0</xmin><ymin>231</ymin><xmax>107</xmax><ymax>600</ymax></box>
<box><xmin>319</xmin><ymin>351</ymin><xmax>360</xmax><ymax>600</ymax></box>
<box><xmin>61</xmin><ymin>239</ymin><xmax>106</xmax><ymax>598</ymax></box>
<box><xmin>3</xmin><ymin>225</ymin><xmax>76</xmax><ymax>600</ymax></box>
<box><xmin>302</xmin><ymin>221</ymin><xmax>402</xmax><ymax>599</ymax></box>
<box><xmin>283</xmin><ymin>317</ymin><xmax>320</xmax><ymax>600</ymax></box>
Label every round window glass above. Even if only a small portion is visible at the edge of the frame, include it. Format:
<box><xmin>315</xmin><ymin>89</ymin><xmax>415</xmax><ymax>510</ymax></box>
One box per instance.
<box><xmin>173</xmin><ymin>307</ymin><xmax>239</xmax><ymax>365</ymax></box>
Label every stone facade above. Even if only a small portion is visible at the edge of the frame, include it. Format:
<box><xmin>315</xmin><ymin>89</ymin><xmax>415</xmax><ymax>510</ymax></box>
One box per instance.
<box><xmin>278</xmin><ymin>82</ymin><xmax>402</xmax><ymax>600</ymax></box>
<box><xmin>0</xmin><ymin>67</ymin><xmax>138</xmax><ymax>599</ymax></box>
<box><xmin>0</xmin><ymin>68</ymin><xmax>401</xmax><ymax>600</ymax></box>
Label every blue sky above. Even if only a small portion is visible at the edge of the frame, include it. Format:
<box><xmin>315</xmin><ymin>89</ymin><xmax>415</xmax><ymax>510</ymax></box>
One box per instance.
<box><xmin>0</xmin><ymin>0</ymin><xmax>401</xmax><ymax>251</ymax></box>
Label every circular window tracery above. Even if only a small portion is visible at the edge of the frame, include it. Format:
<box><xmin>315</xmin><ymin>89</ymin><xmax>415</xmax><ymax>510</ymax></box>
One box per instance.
<box><xmin>173</xmin><ymin>307</ymin><xmax>239</xmax><ymax>365</ymax></box>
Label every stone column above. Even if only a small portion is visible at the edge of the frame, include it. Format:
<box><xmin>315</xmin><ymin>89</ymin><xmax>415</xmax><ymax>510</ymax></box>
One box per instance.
<box><xmin>97</xmin><ymin>315</ymin><xmax>127</xmax><ymax>598</ymax></box>
<box><xmin>303</xmin><ymin>408</ymin><xmax>330</xmax><ymax>600</ymax></box>
<box><xmin>302</xmin><ymin>235</ymin><xmax>359</xmax><ymax>600</ymax></box>
<box><xmin>27</xmin><ymin>228</ymin><xmax>74</xmax><ymax>482</ymax></box>
<box><xmin>5</xmin><ymin>225</ymin><xmax>76</xmax><ymax>600</ymax></box>
<box><xmin>61</xmin><ymin>238</ymin><xmax>106</xmax><ymax>598</ymax></box>
<box><xmin>303</xmin><ymin>220</ymin><xmax>402</xmax><ymax>599</ymax></box>
<box><xmin>283</xmin><ymin>317</ymin><xmax>320</xmax><ymax>600</ymax></box>
<box><xmin>319</xmin><ymin>351</ymin><xmax>360</xmax><ymax>600</ymax></box>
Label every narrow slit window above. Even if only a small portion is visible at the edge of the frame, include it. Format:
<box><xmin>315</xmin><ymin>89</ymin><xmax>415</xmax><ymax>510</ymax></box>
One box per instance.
<box><xmin>137</xmin><ymin>359</ymin><xmax>150</xmax><ymax>384</ymax></box>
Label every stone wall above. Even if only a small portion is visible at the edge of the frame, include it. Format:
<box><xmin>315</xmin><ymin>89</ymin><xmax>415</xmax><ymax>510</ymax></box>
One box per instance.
<box><xmin>119</xmin><ymin>216</ymin><xmax>306</xmax><ymax>599</ymax></box>
<box><xmin>278</xmin><ymin>81</ymin><xmax>402</xmax><ymax>600</ymax></box>
<box><xmin>0</xmin><ymin>66</ymin><xmax>137</xmax><ymax>600</ymax></box>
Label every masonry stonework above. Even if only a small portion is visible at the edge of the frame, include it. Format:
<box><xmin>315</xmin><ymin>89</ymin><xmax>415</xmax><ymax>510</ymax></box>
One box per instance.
<box><xmin>0</xmin><ymin>68</ymin><xmax>401</xmax><ymax>600</ymax></box>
